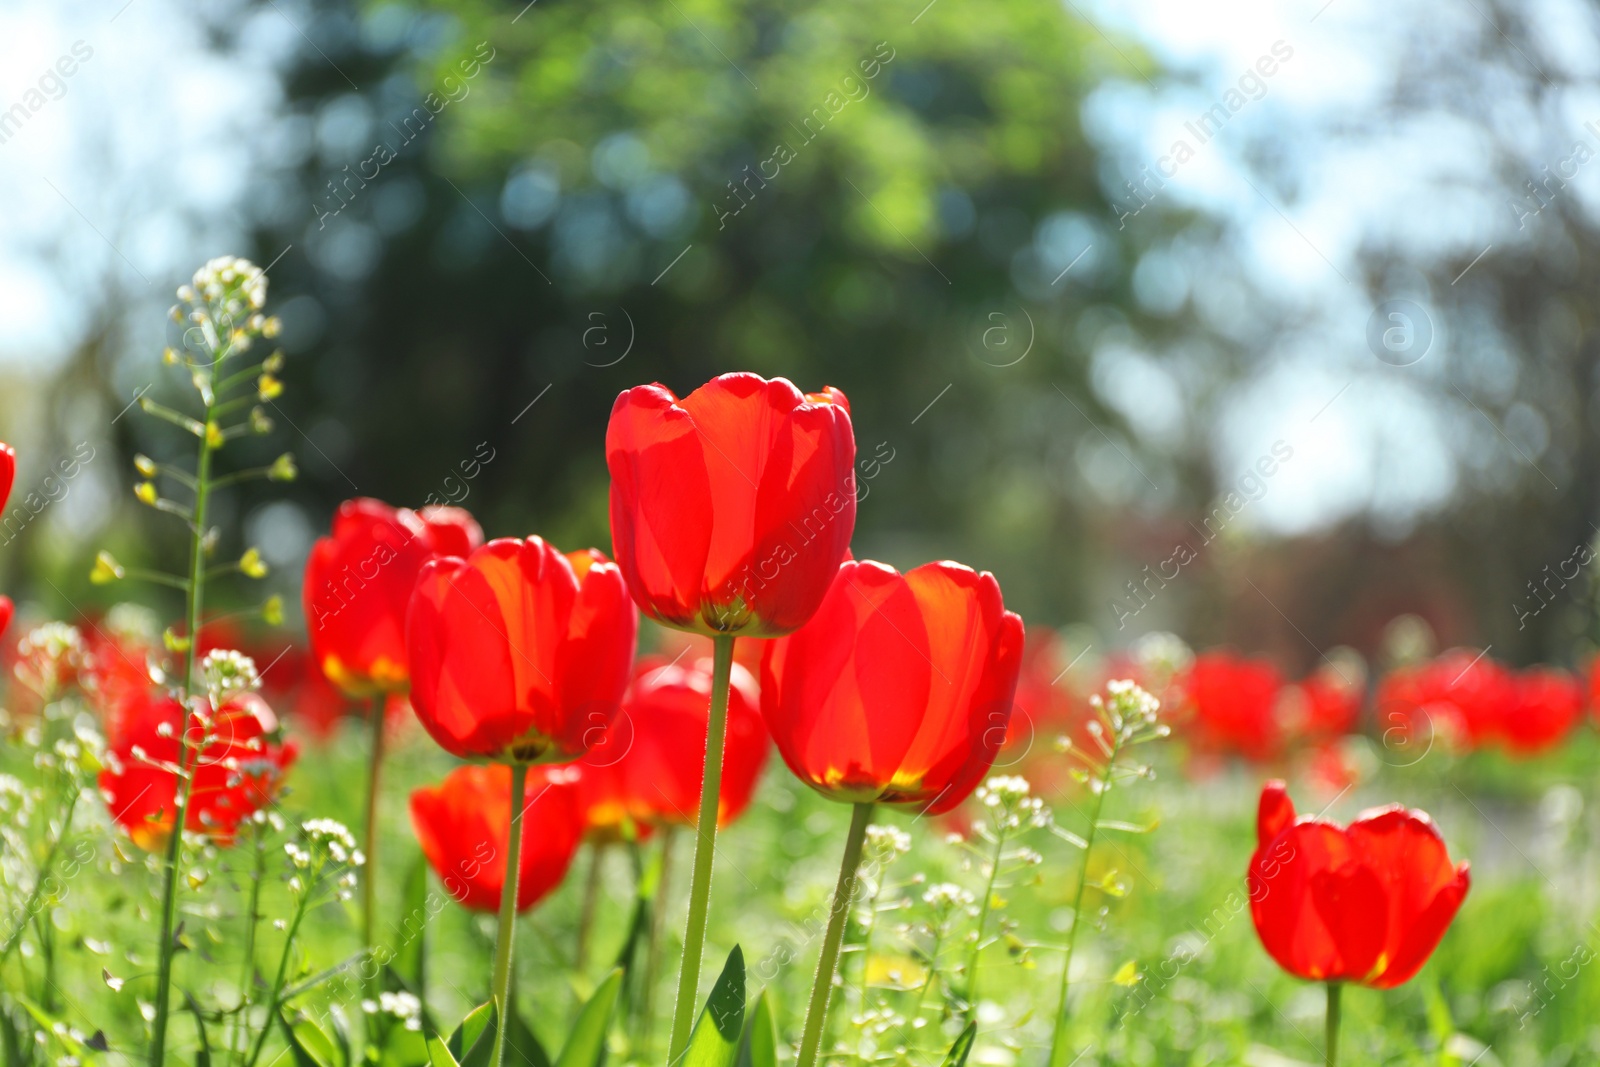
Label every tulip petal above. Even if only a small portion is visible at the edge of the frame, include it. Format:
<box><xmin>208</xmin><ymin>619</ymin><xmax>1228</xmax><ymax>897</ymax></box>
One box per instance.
<box><xmin>1374</xmin><ymin>863</ymin><xmax>1470</xmax><ymax>988</ymax></box>
<box><xmin>1310</xmin><ymin>861</ymin><xmax>1388</xmax><ymax>980</ymax></box>
<box><xmin>606</xmin><ymin>385</ymin><xmax>714</xmax><ymax>630</ymax></box>
<box><xmin>1257</xmin><ymin>779</ymin><xmax>1296</xmax><ymax>848</ymax></box>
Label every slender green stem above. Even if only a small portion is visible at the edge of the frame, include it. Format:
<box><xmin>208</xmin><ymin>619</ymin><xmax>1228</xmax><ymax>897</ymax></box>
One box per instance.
<box><xmin>666</xmin><ymin>634</ymin><xmax>735</xmax><ymax>1062</ymax></box>
<box><xmin>908</xmin><ymin>929</ymin><xmax>943</xmax><ymax>1028</ymax></box>
<box><xmin>1325</xmin><ymin>982</ymin><xmax>1341</xmax><ymax>1067</ymax></box>
<box><xmin>229</xmin><ymin>827</ymin><xmax>268</xmax><ymax>1066</ymax></box>
<box><xmin>362</xmin><ymin>692</ymin><xmax>386</xmax><ymax>1005</ymax></box>
<box><xmin>1046</xmin><ymin>755</ymin><xmax>1116</xmax><ymax>1067</ymax></box>
<box><xmin>150</xmin><ymin>388</ymin><xmax>216</xmax><ymax>1067</ymax></box>
<box><xmin>490</xmin><ymin>765</ymin><xmax>528</xmax><ymax>1067</ymax></box>
<box><xmin>637</xmin><ymin>826</ymin><xmax>676</xmax><ymax>1056</ymax></box>
<box><xmin>0</xmin><ymin>787</ymin><xmax>79</xmax><ymax>962</ymax></box>
<box><xmin>963</xmin><ymin>823</ymin><xmax>1008</xmax><ymax>1016</ymax></box>
<box><xmin>575</xmin><ymin>844</ymin><xmax>604</xmax><ymax>976</ymax></box>
<box><xmin>795</xmin><ymin>802</ymin><xmax>874</xmax><ymax>1067</ymax></box>
<box><xmin>243</xmin><ymin>894</ymin><xmax>310</xmax><ymax>1067</ymax></box>
<box><xmin>854</xmin><ymin>874</ymin><xmax>884</xmax><ymax>1021</ymax></box>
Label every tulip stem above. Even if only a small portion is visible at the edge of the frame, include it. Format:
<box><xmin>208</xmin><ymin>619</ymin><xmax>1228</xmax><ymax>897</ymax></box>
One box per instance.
<box><xmin>362</xmin><ymin>693</ymin><xmax>385</xmax><ymax>1006</ymax></box>
<box><xmin>490</xmin><ymin>764</ymin><xmax>528</xmax><ymax>1067</ymax></box>
<box><xmin>796</xmin><ymin>802</ymin><xmax>874</xmax><ymax>1067</ymax></box>
<box><xmin>637</xmin><ymin>826</ymin><xmax>676</xmax><ymax>1056</ymax></box>
<box><xmin>1325</xmin><ymin>982</ymin><xmax>1341</xmax><ymax>1067</ymax></box>
<box><xmin>575</xmin><ymin>844</ymin><xmax>603</xmax><ymax>976</ymax></box>
<box><xmin>666</xmin><ymin>634</ymin><xmax>735</xmax><ymax>1062</ymax></box>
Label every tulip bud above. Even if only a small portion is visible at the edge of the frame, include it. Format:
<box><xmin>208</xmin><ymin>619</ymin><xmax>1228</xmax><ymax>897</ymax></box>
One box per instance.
<box><xmin>90</xmin><ymin>551</ymin><xmax>125</xmax><ymax>585</ymax></box>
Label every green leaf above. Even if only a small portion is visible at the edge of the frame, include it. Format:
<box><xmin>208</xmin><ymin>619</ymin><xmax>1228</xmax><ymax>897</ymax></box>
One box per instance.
<box><xmin>553</xmin><ymin>968</ymin><xmax>623</xmax><ymax>1067</ymax></box>
<box><xmin>182</xmin><ymin>991</ymin><xmax>212</xmax><ymax>1067</ymax></box>
<box><xmin>504</xmin><ymin>1009</ymin><xmax>553</xmax><ymax>1067</ymax></box>
<box><xmin>734</xmin><ymin>988</ymin><xmax>776</xmax><ymax>1067</ymax></box>
<box><xmin>426</xmin><ymin>1035</ymin><xmax>461</xmax><ymax>1067</ymax></box>
<box><xmin>279</xmin><ymin>1013</ymin><xmax>340</xmax><ymax>1067</ymax></box>
<box><xmin>447</xmin><ymin>1000</ymin><xmax>498</xmax><ymax>1067</ymax></box>
<box><xmin>395</xmin><ymin>851</ymin><xmax>430</xmax><ymax>993</ymax></box>
<box><xmin>681</xmin><ymin>946</ymin><xmax>745</xmax><ymax>1067</ymax></box>
<box><xmin>941</xmin><ymin>1023</ymin><xmax>977</xmax><ymax>1067</ymax></box>
<box><xmin>380</xmin><ymin>1025</ymin><xmax>431</xmax><ymax>1067</ymax></box>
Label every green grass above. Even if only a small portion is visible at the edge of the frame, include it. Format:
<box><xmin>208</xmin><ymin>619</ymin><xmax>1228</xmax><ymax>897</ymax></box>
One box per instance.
<box><xmin>4</xmin><ymin>708</ymin><xmax>1598</xmax><ymax>1067</ymax></box>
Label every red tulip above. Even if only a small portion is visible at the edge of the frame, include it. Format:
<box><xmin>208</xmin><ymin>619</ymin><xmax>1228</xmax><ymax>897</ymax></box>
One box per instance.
<box><xmin>1179</xmin><ymin>652</ymin><xmax>1285</xmax><ymax>762</ymax></box>
<box><xmin>1379</xmin><ymin>652</ymin><xmax>1581</xmax><ymax>756</ymax></box>
<box><xmin>759</xmin><ymin>559</ymin><xmax>1024</xmax><ymax>815</ymax></box>
<box><xmin>406</xmin><ymin>536</ymin><xmax>638</xmax><ymax>763</ymax></box>
<box><xmin>1248</xmin><ymin>780</ymin><xmax>1469</xmax><ymax>988</ymax></box>
<box><xmin>303</xmin><ymin>499</ymin><xmax>484</xmax><ymax>697</ymax></box>
<box><xmin>98</xmin><ymin>689</ymin><xmax>297</xmax><ymax>851</ymax></box>
<box><xmin>1282</xmin><ymin>661</ymin><xmax>1364</xmax><ymax>742</ymax></box>
<box><xmin>606</xmin><ymin>373</ymin><xmax>856</xmax><ymax>637</ymax></box>
<box><xmin>579</xmin><ymin>654</ymin><xmax>768</xmax><ymax>838</ymax></box>
<box><xmin>409</xmin><ymin>764</ymin><xmax>585</xmax><ymax>912</ymax></box>
<box><xmin>0</xmin><ymin>442</ymin><xmax>14</xmax><ymax>507</ymax></box>
<box><xmin>1502</xmin><ymin>667</ymin><xmax>1583</xmax><ymax>754</ymax></box>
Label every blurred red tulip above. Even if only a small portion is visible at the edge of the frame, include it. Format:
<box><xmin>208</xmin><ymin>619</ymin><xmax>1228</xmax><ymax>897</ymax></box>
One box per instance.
<box><xmin>406</xmin><ymin>537</ymin><xmax>638</xmax><ymax>763</ymax></box>
<box><xmin>760</xmin><ymin>559</ymin><xmax>1023</xmax><ymax>815</ymax></box>
<box><xmin>99</xmin><ymin>689</ymin><xmax>297</xmax><ymax>851</ymax></box>
<box><xmin>1379</xmin><ymin>651</ymin><xmax>1582</xmax><ymax>756</ymax></box>
<box><xmin>1283</xmin><ymin>661</ymin><xmax>1365</xmax><ymax>741</ymax></box>
<box><xmin>0</xmin><ymin>442</ymin><xmax>14</xmax><ymax>510</ymax></box>
<box><xmin>303</xmin><ymin>498</ymin><xmax>484</xmax><ymax>698</ymax></box>
<box><xmin>409</xmin><ymin>763</ymin><xmax>585</xmax><ymax>913</ymax></box>
<box><xmin>0</xmin><ymin>597</ymin><xmax>12</xmax><ymax>641</ymax></box>
<box><xmin>579</xmin><ymin>654</ymin><xmax>768</xmax><ymax>838</ymax></box>
<box><xmin>1503</xmin><ymin>667</ymin><xmax>1583</xmax><ymax>754</ymax></box>
<box><xmin>1179</xmin><ymin>652</ymin><xmax>1285</xmax><ymax>762</ymax></box>
<box><xmin>606</xmin><ymin>373</ymin><xmax>856</xmax><ymax>637</ymax></box>
<box><xmin>1249</xmin><ymin>780</ymin><xmax>1469</xmax><ymax>988</ymax></box>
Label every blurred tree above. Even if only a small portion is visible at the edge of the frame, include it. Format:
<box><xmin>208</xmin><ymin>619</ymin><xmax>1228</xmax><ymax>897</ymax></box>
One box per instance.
<box><xmin>230</xmin><ymin>0</ymin><xmax>1212</xmax><ymax>634</ymax></box>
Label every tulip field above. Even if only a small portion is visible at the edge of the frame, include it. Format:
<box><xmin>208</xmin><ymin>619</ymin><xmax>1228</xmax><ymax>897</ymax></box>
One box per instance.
<box><xmin>5</xmin><ymin>258</ymin><xmax>1600</xmax><ymax>1067</ymax></box>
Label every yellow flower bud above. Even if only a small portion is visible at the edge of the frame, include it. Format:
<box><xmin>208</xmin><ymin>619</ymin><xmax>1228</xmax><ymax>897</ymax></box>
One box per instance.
<box><xmin>267</xmin><ymin>453</ymin><xmax>297</xmax><ymax>482</ymax></box>
<box><xmin>262</xmin><ymin>595</ymin><xmax>285</xmax><ymax>626</ymax></box>
<box><xmin>133</xmin><ymin>454</ymin><xmax>158</xmax><ymax>478</ymax></box>
<box><xmin>134</xmin><ymin>482</ymin><xmax>158</xmax><ymax>506</ymax></box>
<box><xmin>258</xmin><ymin>374</ymin><xmax>283</xmax><ymax>401</ymax></box>
<box><xmin>240</xmin><ymin>548</ymin><xmax>268</xmax><ymax>579</ymax></box>
<box><xmin>205</xmin><ymin>421</ymin><xmax>224</xmax><ymax>449</ymax></box>
<box><xmin>90</xmin><ymin>551</ymin><xmax>125</xmax><ymax>585</ymax></box>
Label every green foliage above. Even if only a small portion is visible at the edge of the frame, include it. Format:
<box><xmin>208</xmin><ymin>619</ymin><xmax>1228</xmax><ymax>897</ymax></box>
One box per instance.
<box><xmin>554</xmin><ymin>969</ymin><xmax>623</xmax><ymax>1067</ymax></box>
<box><xmin>682</xmin><ymin>948</ymin><xmax>745</xmax><ymax>1067</ymax></box>
<box><xmin>734</xmin><ymin>988</ymin><xmax>777</xmax><ymax>1067</ymax></box>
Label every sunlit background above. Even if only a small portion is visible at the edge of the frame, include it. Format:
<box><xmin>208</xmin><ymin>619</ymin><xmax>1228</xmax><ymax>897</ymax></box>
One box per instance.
<box><xmin>2</xmin><ymin>0</ymin><xmax>1594</xmax><ymax>671</ymax></box>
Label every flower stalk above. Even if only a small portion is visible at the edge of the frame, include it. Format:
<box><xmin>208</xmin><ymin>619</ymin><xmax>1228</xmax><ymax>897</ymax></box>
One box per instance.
<box><xmin>665</xmin><ymin>633</ymin><xmax>735</xmax><ymax>1061</ymax></box>
<box><xmin>490</xmin><ymin>765</ymin><xmax>528</xmax><ymax>1067</ymax></box>
<box><xmin>795</xmin><ymin>801</ymin><xmax>874</xmax><ymax>1067</ymax></box>
<box><xmin>362</xmin><ymin>692</ymin><xmax>386</xmax><ymax>1005</ymax></box>
<box><xmin>1325</xmin><ymin>982</ymin><xmax>1341</xmax><ymax>1067</ymax></box>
